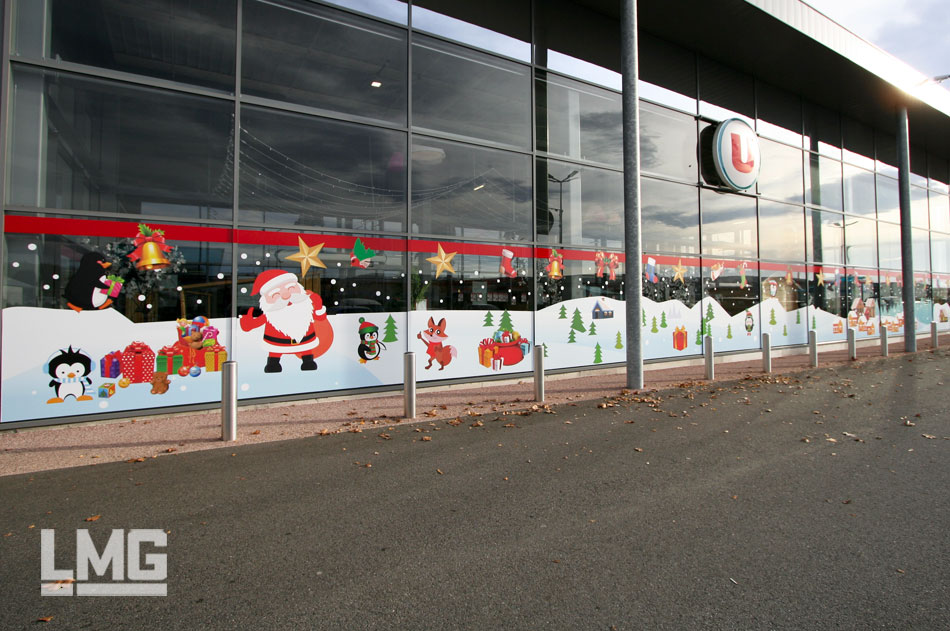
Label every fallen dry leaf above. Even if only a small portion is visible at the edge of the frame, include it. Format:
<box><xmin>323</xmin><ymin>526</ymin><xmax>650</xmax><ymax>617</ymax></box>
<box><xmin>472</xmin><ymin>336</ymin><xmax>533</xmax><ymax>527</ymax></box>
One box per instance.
<box><xmin>36</xmin><ymin>617</ymin><xmax>53</xmax><ymax>623</ymax></box>
<box><xmin>378</xmin><ymin>433</ymin><xmax>391</xmax><ymax>440</ymax></box>
<box><xmin>634</xmin><ymin>447</ymin><xmax>643</xmax><ymax>453</ymax></box>
<box><xmin>250</xmin><ymin>430</ymin><xmax>261</xmax><ymax>435</ymax></box>
<box><xmin>84</xmin><ymin>515</ymin><xmax>101</xmax><ymax>522</ymax></box>
<box><xmin>922</xmin><ymin>434</ymin><xmax>937</xmax><ymax>439</ymax></box>
<box><xmin>421</xmin><ymin>436</ymin><xmax>432</xmax><ymax>442</ymax></box>
<box><xmin>436</xmin><ymin>469</ymin><xmax>443</xmax><ymax>475</ymax></box>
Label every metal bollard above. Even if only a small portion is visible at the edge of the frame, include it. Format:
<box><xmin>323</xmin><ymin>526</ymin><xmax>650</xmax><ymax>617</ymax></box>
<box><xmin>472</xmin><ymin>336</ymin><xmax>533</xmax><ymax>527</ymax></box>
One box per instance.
<box><xmin>533</xmin><ymin>345</ymin><xmax>545</xmax><ymax>402</ymax></box>
<box><xmin>847</xmin><ymin>327</ymin><xmax>857</xmax><ymax>360</ymax></box>
<box><xmin>881</xmin><ymin>325</ymin><xmax>889</xmax><ymax>357</ymax></box>
<box><xmin>809</xmin><ymin>330</ymin><xmax>818</xmax><ymax>368</ymax></box>
<box><xmin>704</xmin><ymin>335</ymin><xmax>715</xmax><ymax>381</ymax></box>
<box><xmin>221</xmin><ymin>360</ymin><xmax>237</xmax><ymax>441</ymax></box>
<box><xmin>403</xmin><ymin>352</ymin><xmax>416</xmax><ymax>419</ymax></box>
<box><xmin>762</xmin><ymin>332</ymin><xmax>772</xmax><ymax>373</ymax></box>
<box><xmin>932</xmin><ymin>321</ymin><xmax>939</xmax><ymax>349</ymax></box>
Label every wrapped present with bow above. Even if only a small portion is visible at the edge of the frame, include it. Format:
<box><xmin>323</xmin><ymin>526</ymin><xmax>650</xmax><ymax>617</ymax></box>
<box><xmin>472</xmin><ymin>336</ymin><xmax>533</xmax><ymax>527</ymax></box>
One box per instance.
<box><xmin>200</xmin><ymin>325</ymin><xmax>220</xmax><ymax>347</ymax></box>
<box><xmin>100</xmin><ymin>350</ymin><xmax>123</xmax><ymax>378</ymax></box>
<box><xmin>155</xmin><ymin>344</ymin><xmax>184</xmax><ymax>374</ymax></box>
<box><xmin>477</xmin><ymin>339</ymin><xmax>496</xmax><ymax>368</ymax></box>
<box><xmin>127</xmin><ymin>223</ymin><xmax>172</xmax><ymax>271</ymax></box>
<box><xmin>120</xmin><ymin>341</ymin><xmax>155</xmax><ymax>383</ymax></box>
<box><xmin>96</xmin><ymin>274</ymin><xmax>124</xmax><ymax>299</ymax></box>
<box><xmin>672</xmin><ymin>326</ymin><xmax>688</xmax><ymax>351</ymax></box>
<box><xmin>204</xmin><ymin>344</ymin><xmax>228</xmax><ymax>372</ymax></box>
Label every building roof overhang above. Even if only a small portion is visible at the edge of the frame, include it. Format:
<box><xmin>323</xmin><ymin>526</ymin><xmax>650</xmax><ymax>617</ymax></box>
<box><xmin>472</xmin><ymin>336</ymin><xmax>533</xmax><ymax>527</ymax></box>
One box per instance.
<box><xmin>580</xmin><ymin>0</ymin><xmax>950</xmax><ymax>159</ymax></box>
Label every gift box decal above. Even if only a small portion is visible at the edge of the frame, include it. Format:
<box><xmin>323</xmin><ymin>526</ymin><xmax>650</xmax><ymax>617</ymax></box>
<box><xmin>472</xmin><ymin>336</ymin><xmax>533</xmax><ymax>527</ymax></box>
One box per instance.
<box><xmin>672</xmin><ymin>326</ymin><xmax>688</xmax><ymax>351</ymax></box>
<box><xmin>120</xmin><ymin>341</ymin><xmax>155</xmax><ymax>384</ymax></box>
<box><xmin>204</xmin><ymin>344</ymin><xmax>228</xmax><ymax>372</ymax></box>
<box><xmin>100</xmin><ymin>350</ymin><xmax>123</xmax><ymax>378</ymax></box>
<box><xmin>98</xmin><ymin>383</ymin><xmax>116</xmax><ymax>398</ymax></box>
<box><xmin>156</xmin><ymin>345</ymin><xmax>184</xmax><ymax>374</ymax></box>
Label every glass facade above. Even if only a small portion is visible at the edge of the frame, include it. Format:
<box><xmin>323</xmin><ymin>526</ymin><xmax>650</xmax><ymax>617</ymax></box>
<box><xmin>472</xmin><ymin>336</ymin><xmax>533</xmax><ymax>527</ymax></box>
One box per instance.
<box><xmin>3</xmin><ymin>0</ymin><xmax>950</xmax><ymax>426</ymax></box>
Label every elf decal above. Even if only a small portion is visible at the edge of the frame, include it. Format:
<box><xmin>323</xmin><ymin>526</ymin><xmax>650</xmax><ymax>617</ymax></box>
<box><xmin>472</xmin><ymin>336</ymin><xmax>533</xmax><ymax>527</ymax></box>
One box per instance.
<box><xmin>357</xmin><ymin>317</ymin><xmax>386</xmax><ymax>363</ymax></box>
<box><xmin>417</xmin><ymin>317</ymin><xmax>457</xmax><ymax>370</ymax></box>
<box><xmin>350</xmin><ymin>237</ymin><xmax>376</xmax><ymax>269</ymax></box>
<box><xmin>240</xmin><ymin>269</ymin><xmax>334</xmax><ymax>373</ymax></box>
<box><xmin>46</xmin><ymin>346</ymin><xmax>94</xmax><ymax>404</ymax></box>
<box><xmin>64</xmin><ymin>251</ymin><xmax>121</xmax><ymax>312</ymax></box>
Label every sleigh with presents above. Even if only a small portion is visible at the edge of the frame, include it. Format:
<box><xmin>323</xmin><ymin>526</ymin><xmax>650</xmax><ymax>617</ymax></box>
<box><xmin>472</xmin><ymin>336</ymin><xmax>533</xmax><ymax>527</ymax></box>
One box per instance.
<box><xmin>478</xmin><ymin>329</ymin><xmax>531</xmax><ymax>371</ymax></box>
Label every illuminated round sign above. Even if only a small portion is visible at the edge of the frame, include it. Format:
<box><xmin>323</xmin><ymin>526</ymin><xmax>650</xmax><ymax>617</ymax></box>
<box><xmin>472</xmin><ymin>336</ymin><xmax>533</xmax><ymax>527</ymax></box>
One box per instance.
<box><xmin>711</xmin><ymin>118</ymin><xmax>761</xmax><ymax>191</ymax></box>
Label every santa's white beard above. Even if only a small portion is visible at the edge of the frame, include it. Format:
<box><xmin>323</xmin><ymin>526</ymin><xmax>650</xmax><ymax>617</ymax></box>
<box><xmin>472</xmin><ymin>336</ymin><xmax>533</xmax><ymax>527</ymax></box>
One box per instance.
<box><xmin>261</xmin><ymin>293</ymin><xmax>312</xmax><ymax>341</ymax></box>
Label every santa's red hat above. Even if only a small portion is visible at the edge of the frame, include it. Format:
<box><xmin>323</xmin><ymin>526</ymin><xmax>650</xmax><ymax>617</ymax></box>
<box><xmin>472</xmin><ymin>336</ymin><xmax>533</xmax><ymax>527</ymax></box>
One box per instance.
<box><xmin>251</xmin><ymin>269</ymin><xmax>298</xmax><ymax>296</ymax></box>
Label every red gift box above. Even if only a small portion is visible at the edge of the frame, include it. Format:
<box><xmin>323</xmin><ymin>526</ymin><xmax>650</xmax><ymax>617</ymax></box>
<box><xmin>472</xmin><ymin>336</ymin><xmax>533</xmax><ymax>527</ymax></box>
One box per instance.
<box><xmin>120</xmin><ymin>341</ymin><xmax>155</xmax><ymax>384</ymax></box>
<box><xmin>672</xmin><ymin>326</ymin><xmax>688</xmax><ymax>351</ymax></box>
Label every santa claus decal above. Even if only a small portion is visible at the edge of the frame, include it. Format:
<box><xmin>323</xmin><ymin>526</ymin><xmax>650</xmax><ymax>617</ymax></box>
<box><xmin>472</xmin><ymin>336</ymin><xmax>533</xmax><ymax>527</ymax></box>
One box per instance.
<box><xmin>240</xmin><ymin>269</ymin><xmax>334</xmax><ymax>373</ymax></box>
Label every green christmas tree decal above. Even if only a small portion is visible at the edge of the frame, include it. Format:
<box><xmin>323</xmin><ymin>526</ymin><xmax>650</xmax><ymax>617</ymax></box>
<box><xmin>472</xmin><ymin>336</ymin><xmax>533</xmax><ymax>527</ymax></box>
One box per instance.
<box><xmin>568</xmin><ymin>328</ymin><xmax>577</xmax><ymax>343</ymax></box>
<box><xmin>483</xmin><ymin>311</ymin><xmax>494</xmax><ymax>327</ymax></box>
<box><xmin>783</xmin><ymin>324</ymin><xmax>788</xmax><ymax>336</ymax></box>
<box><xmin>593</xmin><ymin>343</ymin><xmax>603</xmax><ymax>364</ymax></box>
<box><xmin>695</xmin><ymin>328</ymin><xmax>703</xmax><ymax>346</ymax></box>
<box><xmin>615</xmin><ymin>331</ymin><xmax>624</xmax><ymax>349</ymax></box>
<box><xmin>651</xmin><ymin>316</ymin><xmax>659</xmax><ymax>333</ymax></box>
<box><xmin>543</xmin><ymin>342</ymin><xmax>549</xmax><ymax>357</ymax></box>
<box><xmin>382</xmin><ymin>314</ymin><xmax>398</xmax><ymax>343</ymax></box>
<box><xmin>498</xmin><ymin>310</ymin><xmax>514</xmax><ymax>332</ymax></box>
<box><xmin>570</xmin><ymin>308</ymin><xmax>586</xmax><ymax>332</ymax></box>
<box><xmin>769</xmin><ymin>308</ymin><xmax>777</xmax><ymax>326</ymax></box>
<box><xmin>660</xmin><ymin>312</ymin><xmax>668</xmax><ymax>328</ymax></box>
<box><xmin>558</xmin><ymin>304</ymin><xmax>567</xmax><ymax>319</ymax></box>
<box><xmin>812</xmin><ymin>315</ymin><xmax>817</xmax><ymax>330</ymax></box>
<box><xmin>642</xmin><ymin>308</ymin><xmax>646</xmax><ymax>326</ymax></box>
<box><xmin>589</xmin><ymin>321</ymin><xmax>598</xmax><ymax>336</ymax></box>
<box><xmin>705</xmin><ymin>303</ymin><xmax>715</xmax><ymax>322</ymax></box>
<box><xmin>726</xmin><ymin>323</ymin><xmax>733</xmax><ymax>339</ymax></box>
<box><xmin>796</xmin><ymin>311</ymin><xmax>801</xmax><ymax>324</ymax></box>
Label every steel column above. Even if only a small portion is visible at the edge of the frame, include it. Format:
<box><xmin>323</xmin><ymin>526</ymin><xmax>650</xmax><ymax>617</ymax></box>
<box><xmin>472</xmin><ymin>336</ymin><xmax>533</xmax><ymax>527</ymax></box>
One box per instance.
<box><xmin>621</xmin><ymin>0</ymin><xmax>644</xmax><ymax>390</ymax></box>
<box><xmin>897</xmin><ymin>107</ymin><xmax>916</xmax><ymax>353</ymax></box>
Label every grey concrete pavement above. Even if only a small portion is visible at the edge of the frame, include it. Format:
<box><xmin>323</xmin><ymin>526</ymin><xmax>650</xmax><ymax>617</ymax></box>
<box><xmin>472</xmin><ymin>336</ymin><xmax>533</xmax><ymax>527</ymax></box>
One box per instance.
<box><xmin>0</xmin><ymin>347</ymin><xmax>948</xmax><ymax>629</ymax></box>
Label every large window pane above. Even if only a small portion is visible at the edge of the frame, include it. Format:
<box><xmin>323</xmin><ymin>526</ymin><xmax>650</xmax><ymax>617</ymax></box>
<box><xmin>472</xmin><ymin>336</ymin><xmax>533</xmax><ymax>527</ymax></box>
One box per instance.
<box><xmin>804</xmin><ymin>154</ymin><xmax>843</xmax><ymax>211</ymax></box>
<box><xmin>876</xmin><ymin>175</ymin><xmax>900</xmax><ymax>223</ymax></box>
<box><xmin>639</xmin><ymin>102</ymin><xmax>697</xmax><ymax>181</ymax></box>
<box><xmin>701</xmin><ymin>190</ymin><xmax>757</xmax><ymax>259</ymax></box>
<box><xmin>910</xmin><ymin>186</ymin><xmax>929</xmax><ymax>229</ymax></box>
<box><xmin>844</xmin><ymin>217</ymin><xmax>877</xmax><ymax>267</ymax></box>
<box><xmin>641</xmin><ymin>178</ymin><xmax>698</xmax><ymax>254</ymax></box>
<box><xmin>537</xmin><ymin>73</ymin><xmax>622</xmax><ymax>167</ymax></box>
<box><xmin>240</xmin><ymin>106</ymin><xmax>406</xmax><ymax>232</ymax></box>
<box><xmin>931</xmin><ymin>233</ymin><xmax>950</xmax><ymax>273</ymax></box>
<box><xmin>756</xmin><ymin>82</ymin><xmax>802</xmax><ymax>147</ymax></box>
<box><xmin>15</xmin><ymin>0</ymin><xmax>236</xmax><ymax>92</ymax></box>
<box><xmin>757</xmin><ymin>139</ymin><xmax>803</xmax><ymax>204</ymax></box>
<box><xmin>930</xmin><ymin>192</ymin><xmax>950</xmax><ymax>233</ymax></box>
<box><xmin>412</xmin><ymin>36</ymin><xmax>530</xmax><ymax>149</ymax></box>
<box><xmin>758</xmin><ymin>201</ymin><xmax>804</xmax><ymax>262</ymax></box>
<box><xmin>877</xmin><ymin>221</ymin><xmax>901</xmax><ymax>269</ymax></box>
<box><xmin>913</xmin><ymin>228</ymin><xmax>931</xmax><ymax>271</ymax></box>
<box><xmin>412</xmin><ymin>0</ymin><xmax>530</xmax><ymax>61</ymax></box>
<box><xmin>638</xmin><ymin>31</ymin><xmax>696</xmax><ymax>113</ymax></box>
<box><xmin>805</xmin><ymin>210</ymin><xmax>844</xmax><ymax>265</ymax></box>
<box><xmin>698</xmin><ymin>57</ymin><xmax>753</xmax><ymax>124</ymax></box>
<box><xmin>537</xmin><ymin>160</ymin><xmax>622</xmax><ymax>249</ymax></box>
<box><xmin>412</xmin><ymin>138</ymin><xmax>531</xmax><ymax>241</ymax></box>
<box><xmin>803</xmin><ymin>101</ymin><xmax>841</xmax><ymax>158</ymax></box>
<box><xmin>842</xmin><ymin>164</ymin><xmax>876</xmax><ymax>217</ymax></box>
<box><xmin>7</xmin><ymin>68</ymin><xmax>233</xmax><ymax>218</ymax></box>
<box><xmin>242</xmin><ymin>0</ymin><xmax>407</xmax><ymax>125</ymax></box>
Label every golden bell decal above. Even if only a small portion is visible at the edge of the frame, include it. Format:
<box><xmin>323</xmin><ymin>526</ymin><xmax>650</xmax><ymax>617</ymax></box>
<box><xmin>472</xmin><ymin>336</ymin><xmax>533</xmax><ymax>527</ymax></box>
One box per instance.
<box><xmin>128</xmin><ymin>223</ymin><xmax>173</xmax><ymax>271</ymax></box>
<box><xmin>135</xmin><ymin>240</ymin><xmax>171</xmax><ymax>270</ymax></box>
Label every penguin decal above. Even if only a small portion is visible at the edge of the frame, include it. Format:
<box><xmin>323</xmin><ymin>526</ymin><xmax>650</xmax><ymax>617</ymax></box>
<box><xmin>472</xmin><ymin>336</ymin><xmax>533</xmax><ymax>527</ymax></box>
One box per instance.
<box><xmin>64</xmin><ymin>251</ymin><xmax>114</xmax><ymax>312</ymax></box>
<box><xmin>744</xmin><ymin>310</ymin><xmax>755</xmax><ymax>336</ymax></box>
<box><xmin>46</xmin><ymin>346</ymin><xmax>94</xmax><ymax>404</ymax></box>
<box><xmin>357</xmin><ymin>317</ymin><xmax>386</xmax><ymax>363</ymax></box>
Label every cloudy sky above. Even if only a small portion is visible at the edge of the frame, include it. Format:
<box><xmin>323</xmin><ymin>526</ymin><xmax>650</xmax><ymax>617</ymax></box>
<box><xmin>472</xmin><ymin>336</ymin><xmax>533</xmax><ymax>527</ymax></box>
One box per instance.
<box><xmin>805</xmin><ymin>0</ymin><xmax>950</xmax><ymax>80</ymax></box>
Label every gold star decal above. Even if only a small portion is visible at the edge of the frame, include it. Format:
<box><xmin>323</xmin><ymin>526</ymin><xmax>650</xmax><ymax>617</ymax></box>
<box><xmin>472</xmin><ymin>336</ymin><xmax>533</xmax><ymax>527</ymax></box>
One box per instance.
<box><xmin>816</xmin><ymin>272</ymin><xmax>824</xmax><ymax>286</ymax></box>
<box><xmin>671</xmin><ymin>259</ymin><xmax>687</xmax><ymax>285</ymax></box>
<box><xmin>426</xmin><ymin>243</ymin><xmax>457</xmax><ymax>278</ymax></box>
<box><xmin>284</xmin><ymin>236</ymin><xmax>326</xmax><ymax>277</ymax></box>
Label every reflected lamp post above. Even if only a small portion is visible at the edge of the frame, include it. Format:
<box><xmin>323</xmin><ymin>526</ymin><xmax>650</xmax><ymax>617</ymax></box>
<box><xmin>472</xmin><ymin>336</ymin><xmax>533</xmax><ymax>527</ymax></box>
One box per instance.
<box><xmin>547</xmin><ymin>170</ymin><xmax>579</xmax><ymax>245</ymax></box>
